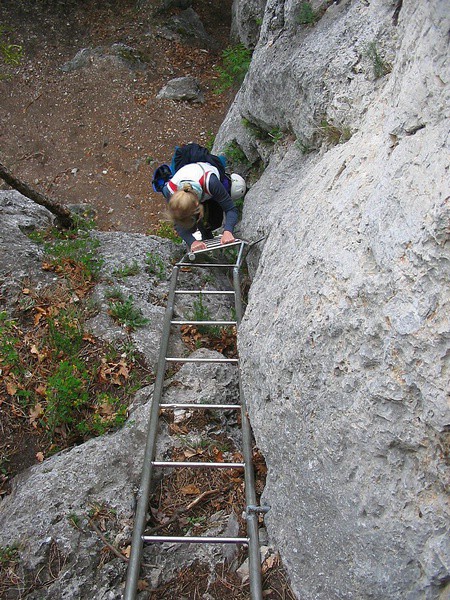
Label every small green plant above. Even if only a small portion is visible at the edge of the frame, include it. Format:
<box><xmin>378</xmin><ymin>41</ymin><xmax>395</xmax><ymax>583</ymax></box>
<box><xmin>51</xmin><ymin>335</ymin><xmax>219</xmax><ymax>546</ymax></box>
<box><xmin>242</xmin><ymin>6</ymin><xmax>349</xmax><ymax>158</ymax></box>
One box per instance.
<box><xmin>187</xmin><ymin>515</ymin><xmax>207</xmax><ymax>527</ymax></box>
<box><xmin>145</xmin><ymin>252</ymin><xmax>166</xmax><ymax>280</ymax></box>
<box><xmin>268</xmin><ymin>128</ymin><xmax>283</xmax><ymax>143</ymax></box>
<box><xmin>204</xmin><ymin>131</ymin><xmax>215</xmax><ymax>151</ymax></box>
<box><xmin>112</xmin><ymin>261</ymin><xmax>140</xmax><ymax>278</ymax></box>
<box><xmin>0</xmin><ymin>451</ymin><xmax>10</xmax><ymax>477</ymax></box>
<box><xmin>214</xmin><ymin>43</ymin><xmax>252</xmax><ymax>94</ymax></box>
<box><xmin>223</xmin><ymin>141</ymin><xmax>249</xmax><ymax>166</ymax></box>
<box><xmin>295</xmin><ymin>139</ymin><xmax>315</xmax><ymax>154</ymax></box>
<box><xmin>152</xmin><ymin>220</ymin><xmax>182</xmax><ymax>244</ymax></box>
<box><xmin>365</xmin><ymin>41</ymin><xmax>392</xmax><ymax>78</ymax></box>
<box><xmin>191</xmin><ymin>294</ymin><xmax>211</xmax><ymax>322</ymax></box>
<box><xmin>0</xmin><ymin>312</ymin><xmax>21</xmax><ymax>368</ymax></box>
<box><xmin>242</xmin><ymin>118</ymin><xmax>283</xmax><ymax>144</ymax></box>
<box><xmin>46</xmin><ymin>306</ymin><xmax>84</xmax><ymax>357</ymax></box>
<box><xmin>27</xmin><ymin>229</ymin><xmax>49</xmax><ymax>244</ymax></box>
<box><xmin>0</xmin><ymin>26</ymin><xmax>23</xmax><ymax>78</ymax></box>
<box><xmin>44</xmin><ymin>232</ymin><xmax>103</xmax><ymax>284</ymax></box>
<box><xmin>45</xmin><ymin>360</ymin><xmax>90</xmax><ymax>433</ymax></box>
<box><xmin>67</xmin><ymin>513</ymin><xmax>81</xmax><ymax>529</ymax></box>
<box><xmin>104</xmin><ymin>287</ymin><xmax>125</xmax><ymax>302</ymax></box>
<box><xmin>318</xmin><ymin>119</ymin><xmax>352</xmax><ymax>145</ymax></box>
<box><xmin>108</xmin><ymin>294</ymin><xmax>149</xmax><ymax>330</ymax></box>
<box><xmin>297</xmin><ymin>2</ymin><xmax>318</xmax><ymax>25</ymax></box>
<box><xmin>191</xmin><ymin>295</ymin><xmax>221</xmax><ymax>337</ymax></box>
<box><xmin>0</xmin><ymin>545</ymin><xmax>19</xmax><ymax>566</ymax></box>
<box><xmin>78</xmin><ymin>392</ymin><xmax>128</xmax><ymax>436</ymax></box>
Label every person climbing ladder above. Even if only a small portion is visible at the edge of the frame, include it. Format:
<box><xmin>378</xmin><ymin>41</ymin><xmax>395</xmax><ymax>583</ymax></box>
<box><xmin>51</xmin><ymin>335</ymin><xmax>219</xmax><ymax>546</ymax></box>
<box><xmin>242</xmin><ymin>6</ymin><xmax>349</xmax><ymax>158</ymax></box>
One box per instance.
<box><xmin>151</xmin><ymin>143</ymin><xmax>246</xmax><ymax>252</ymax></box>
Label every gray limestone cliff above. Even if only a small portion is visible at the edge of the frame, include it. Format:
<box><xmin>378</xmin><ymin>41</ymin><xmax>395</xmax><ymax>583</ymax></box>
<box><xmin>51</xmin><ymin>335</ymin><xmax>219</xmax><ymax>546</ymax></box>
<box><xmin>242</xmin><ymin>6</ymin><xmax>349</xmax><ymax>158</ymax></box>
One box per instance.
<box><xmin>216</xmin><ymin>0</ymin><xmax>450</xmax><ymax>598</ymax></box>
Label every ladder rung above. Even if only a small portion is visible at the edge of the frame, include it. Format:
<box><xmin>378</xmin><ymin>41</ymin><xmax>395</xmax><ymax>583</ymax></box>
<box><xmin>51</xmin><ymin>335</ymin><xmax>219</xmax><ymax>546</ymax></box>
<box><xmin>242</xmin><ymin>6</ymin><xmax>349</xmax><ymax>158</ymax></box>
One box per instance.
<box><xmin>186</xmin><ymin>238</ymin><xmax>243</xmax><ymax>252</ymax></box>
<box><xmin>160</xmin><ymin>403</ymin><xmax>241</xmax><ymax>410</ymax></box>
<box><xmin>166</xmin><ymin>357</ymin><xmax>238</xmax><ymax>364</ymax></box>
<box><xmin>142</xmin><ymin>535</ymin><xmax>249</xmax><ymax>545</ymax></box>
<box><xmin>152</xmin><ymin>461</ymin><xmax>245</xmax><ymax>468</ymax></box>
<box><xmin>175</xmin><ymin>290</ymin><xmax>235</xmax><ymax>295</ymax></box>
<box><xmin>201</xmin><ymin>238</ymin><xmax>243</xmax><ymax>248</ymax></box>
<box><xmin>171</xmin><ymin>320</ymin><xmax>236</xmax><ymax>326</ymax></box>
<box><xmin>176</xmin><ymin>263</ymin><xmax>234</xmax><ymax>268</ymax></box>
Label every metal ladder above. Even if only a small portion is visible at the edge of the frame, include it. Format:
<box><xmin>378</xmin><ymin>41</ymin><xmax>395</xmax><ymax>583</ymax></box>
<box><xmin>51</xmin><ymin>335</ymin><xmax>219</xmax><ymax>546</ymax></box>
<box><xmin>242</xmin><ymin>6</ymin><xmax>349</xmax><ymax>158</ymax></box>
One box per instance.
<box><xmin>124</xmin><ymin>238</ymin><xmax>266</xmax><ymax>600</ymax></box>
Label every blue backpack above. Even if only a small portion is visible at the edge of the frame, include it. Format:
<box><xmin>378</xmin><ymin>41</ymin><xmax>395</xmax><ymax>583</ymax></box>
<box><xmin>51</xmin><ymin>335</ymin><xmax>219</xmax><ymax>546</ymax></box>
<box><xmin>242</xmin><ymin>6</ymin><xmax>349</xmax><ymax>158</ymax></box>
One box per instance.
<box><xmin>151</xmin><ymin>164</ymin><xmax>172</xmax><ymax>193</ymax></box>
<box><xmin>152</xmin><ymin>143</ymin><xmax>231</xmax><ymax>194</ymax></box>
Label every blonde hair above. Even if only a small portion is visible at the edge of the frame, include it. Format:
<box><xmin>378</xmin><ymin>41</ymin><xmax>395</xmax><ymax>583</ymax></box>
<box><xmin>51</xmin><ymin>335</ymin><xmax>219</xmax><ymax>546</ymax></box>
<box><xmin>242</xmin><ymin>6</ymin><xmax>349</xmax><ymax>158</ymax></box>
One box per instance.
<box><xmin>168</xmin><ymin>183</ymin><xmax>204</xmax><ymax>229</ymax></box>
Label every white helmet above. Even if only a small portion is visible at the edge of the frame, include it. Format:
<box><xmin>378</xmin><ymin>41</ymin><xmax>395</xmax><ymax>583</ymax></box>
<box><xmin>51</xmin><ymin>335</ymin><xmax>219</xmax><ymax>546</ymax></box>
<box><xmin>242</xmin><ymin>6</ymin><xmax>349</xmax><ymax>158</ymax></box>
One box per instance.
<box><xmin>230</xmin><ymin>173</ymin><xmax>246</xmax><ymax>200</ymax></box>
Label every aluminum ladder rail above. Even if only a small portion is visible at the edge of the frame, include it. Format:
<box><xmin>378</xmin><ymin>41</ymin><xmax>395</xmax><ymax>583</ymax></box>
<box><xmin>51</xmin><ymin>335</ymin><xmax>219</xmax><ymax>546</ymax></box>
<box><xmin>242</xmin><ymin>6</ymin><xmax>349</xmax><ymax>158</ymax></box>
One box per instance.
<box><xmin>124</xmin><ymin>238</ymin><xmax>264</xmax><ymax>600</ymax></box>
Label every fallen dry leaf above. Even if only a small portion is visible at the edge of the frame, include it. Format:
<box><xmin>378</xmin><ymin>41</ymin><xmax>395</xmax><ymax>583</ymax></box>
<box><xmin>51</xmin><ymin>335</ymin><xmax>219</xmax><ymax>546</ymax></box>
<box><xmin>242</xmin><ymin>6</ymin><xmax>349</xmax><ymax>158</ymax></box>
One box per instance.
<box><xmin>6</xmin><ymin>381</ymin><xmax>17</xmax><ymax>396</ymax></box>
<box><xmin>262</xmin><ymin>553</ymin><xmax>278</xmax><ymax>573</ymax></box>
<box><xmin>137</xmin><ymin>580</ymin><xmax>149</xmax><ymax>591</ymax></box>
<box><xmin>35</xmin><ymin>384</ymin><xmax>47</xmax><ymax>397</ymax></box>
<box><xmin>30</xmin><ymin>344</ymin><xmax>46</xmax><ymax>362</ymax></box>
<box><xmin>82</xmin><ymin>332</ymin><xmax>96</xmax><ymax>343</ymax></box>
<box><xmin>183</xmin><ymin>448</ymin><xmax>202</xmax><ymax>459</ymax></box>
<box><xmin>36</xmin><ymin>452</ymin><xmax>44</xmax><ymax>462</ymax></box>
<box><xmin>29</xmin><ymin>402</ymin><xmax>44</xmax><ymax>427</ymax></box>
<box><xmin>98</xmin><ymin>400</ymin><xmax>115</xmax><ymax>417</ymax></box>
<box><xmin>180</xmin><ymin>484</ymin><xmax>201</xmax><ymax>495</ymax></box>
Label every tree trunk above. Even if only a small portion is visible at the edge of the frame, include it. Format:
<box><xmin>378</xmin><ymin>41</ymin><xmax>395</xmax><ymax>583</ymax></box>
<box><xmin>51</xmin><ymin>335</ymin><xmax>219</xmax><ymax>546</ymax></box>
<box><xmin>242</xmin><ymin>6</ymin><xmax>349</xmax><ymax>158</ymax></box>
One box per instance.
<box><xmin>0</xmin><ymin>161</ymin><xmax>74</xmax><ymax>228</ymax></box>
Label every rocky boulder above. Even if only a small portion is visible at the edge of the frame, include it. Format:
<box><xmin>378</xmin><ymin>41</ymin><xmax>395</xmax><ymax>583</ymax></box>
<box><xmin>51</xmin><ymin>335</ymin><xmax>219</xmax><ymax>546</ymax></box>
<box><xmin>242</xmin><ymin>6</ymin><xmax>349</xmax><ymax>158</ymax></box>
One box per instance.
<box><xmin>157</xmin><ymin>75</ymin><xmax>205</xmax><ymax>103</ymax></box>
<box><xmin>60</xmin><ymin>44</ymin><xmax>148</xmax><ymax>73</ymax></box>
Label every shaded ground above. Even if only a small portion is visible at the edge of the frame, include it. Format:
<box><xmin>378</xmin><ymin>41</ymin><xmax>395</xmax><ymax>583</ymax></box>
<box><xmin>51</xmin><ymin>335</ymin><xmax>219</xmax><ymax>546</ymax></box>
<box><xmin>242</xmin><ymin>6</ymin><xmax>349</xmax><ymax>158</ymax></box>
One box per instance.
<box><xmin>0</xmin><ymin>0</ymin><xmax>234</xmax><ymax>233</ymax></box>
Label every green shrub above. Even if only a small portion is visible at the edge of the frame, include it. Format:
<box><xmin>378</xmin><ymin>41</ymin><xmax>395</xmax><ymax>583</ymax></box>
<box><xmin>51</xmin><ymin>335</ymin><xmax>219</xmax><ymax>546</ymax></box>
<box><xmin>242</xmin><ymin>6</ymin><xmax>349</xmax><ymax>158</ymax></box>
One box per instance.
<box><xmin>242</xmin><ymin>118</ymin><xmax>284</xmax><ymax>144</ymax></box>
<box><xmin>112</xmin><ymin>260</ymin><xmax>140</xmax><ymax>278</ymax></box>
<box><xmin>214</xmin><ymin>44</ymin><xmax>252</xmax><ymax>94</ymax></box>
<box><xmin>47</xmin><ymin>308</ymin><xmax>84</xmax><ymax>357</ymax></box>
<box><xmin>191</xmin><ymin>295</ymin><xmax>220</xmax><ymax>337</ymax></box>
<box><xmin>104</xmin><ymin>287</ymin><xmax>125</xmax><ymax>302</ymax></box>
<box><xmin>295</xmin><ymin>139</ymin><xmax>315</xmax><ymax>154</ymax></box>
<box><xmin>0</xmin><ymin>26</ymin><xmax>23</xmax><ymax>78</ymax></box>
<box><xmin>0</xmin><ymin>312</ymin><xmax>21</xmax><ymax>368</ymax></box>
<box><xmin>297</xmin><ymin>2</ymin><xmax>318</xmax><ymax>25</ymax></box>
<box><xmin>365</xmin><ymin>41</ymin><xmax>392</xmax><ymax>78</ymax></box>
<box><xmin>46</xmin><ymin>360</ymin><xmax>90</xmax><ymax>432</ymax></box>
<box><xmin>145</xmin><ymin>252</ymin><xmax>166</xmax><ymax>280</ymax></box>
<box><xmin>204</xmin><ymin>131</ymin><xmax>215</xmax><ymax>152</ymax></box>
<box><xmin>318</xmin><ymin>119</ymin><xmax>352</xmax><ymax>145</ymax></box>
<box><xmin>108</xmin><ymin>295</ymin><xmax>149</xmax><ymax>330</ymax></box>
<box><xmin>152</xmin><ymin>220</ymin><xmax>182</xmax><ymax>244</ymax></box>
<box><xmin>0</xmin><ymin>545</ymin><xmax>19</xmax><ymax>566</ymax></box>
<box><xmin>44</xmin><ymin>232</ymin><xmax>103</xmax><ymax>284</ymax></box>
<box><xmin>223</xmin><ymin>141</ymin><xmax>249</xmax><ymax>165</ymax></box>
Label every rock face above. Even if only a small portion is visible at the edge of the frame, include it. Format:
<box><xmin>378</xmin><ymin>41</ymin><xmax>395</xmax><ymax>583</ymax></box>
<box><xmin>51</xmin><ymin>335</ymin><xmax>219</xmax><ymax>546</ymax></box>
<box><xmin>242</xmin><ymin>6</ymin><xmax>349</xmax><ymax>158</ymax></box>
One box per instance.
<box><xmin>0</xmin><ymin>191</ymin><xmax>56</xmax><ymax>305</ymax></box>
<box><xmin>230</xmin><ymin>0</ymin><xmax>266</xmax><ymax>47</ymax></box>
<box><xmin>216</xmin><ymin>1</ymin><xmax>450</xmax><ymax>599</ymax></box>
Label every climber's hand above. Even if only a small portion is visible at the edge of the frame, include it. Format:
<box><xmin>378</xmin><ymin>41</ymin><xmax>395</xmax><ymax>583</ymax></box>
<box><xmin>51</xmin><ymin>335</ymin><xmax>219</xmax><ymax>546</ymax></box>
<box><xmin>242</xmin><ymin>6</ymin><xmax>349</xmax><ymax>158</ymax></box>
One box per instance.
<box><xmin>191</xmin><ymin>241</ymin><xmax>207</xmax><ymax>252</ymax></box>
<box><xmin>221</xmin><ymin>231</ymin><xmax>235</xmax><ymax>245</ymax></box>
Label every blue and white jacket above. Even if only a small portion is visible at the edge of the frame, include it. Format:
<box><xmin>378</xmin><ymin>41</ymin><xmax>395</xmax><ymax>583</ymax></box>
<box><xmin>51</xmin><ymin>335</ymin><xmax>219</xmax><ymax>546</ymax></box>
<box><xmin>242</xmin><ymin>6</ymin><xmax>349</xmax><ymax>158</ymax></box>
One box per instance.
<box><xmin>162</xmin><ymin>162</ymin><xmax>238</xmax><ymax>246</ymax></box>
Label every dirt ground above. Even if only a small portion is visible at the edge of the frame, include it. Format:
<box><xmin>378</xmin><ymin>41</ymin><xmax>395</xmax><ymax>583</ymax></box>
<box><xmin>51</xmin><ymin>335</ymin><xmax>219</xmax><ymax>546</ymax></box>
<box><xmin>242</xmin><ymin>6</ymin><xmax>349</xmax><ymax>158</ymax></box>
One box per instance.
<box><xmin>0</xmin><ymin>0</ymin><xmax>234</xmax><ymax>233</ymax></box>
